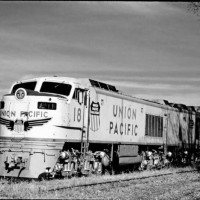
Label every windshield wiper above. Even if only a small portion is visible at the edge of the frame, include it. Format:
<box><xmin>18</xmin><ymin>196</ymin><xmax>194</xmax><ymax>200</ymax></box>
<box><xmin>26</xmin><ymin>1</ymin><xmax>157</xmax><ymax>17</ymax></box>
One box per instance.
<box><xmin>54</xmin><ymin>81</ymin><xmax>65</xmax><ymax>88</ymax></box>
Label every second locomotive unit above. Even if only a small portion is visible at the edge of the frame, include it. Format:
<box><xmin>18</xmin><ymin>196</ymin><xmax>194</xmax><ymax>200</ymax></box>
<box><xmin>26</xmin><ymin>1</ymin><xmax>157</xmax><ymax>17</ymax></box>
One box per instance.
<box><xmin>0</xmin><ymin>76</ymin><xmax>199</xmax><ymax>179</ymax></box>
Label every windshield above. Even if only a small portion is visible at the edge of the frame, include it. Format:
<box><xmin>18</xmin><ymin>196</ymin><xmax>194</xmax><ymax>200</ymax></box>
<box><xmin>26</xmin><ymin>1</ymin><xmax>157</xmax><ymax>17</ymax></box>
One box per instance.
<box><xmin>11</xmin><ymin>81</ymin><xmax>37</xmax><ymax>94</ymax></box>
<box><xmin>40</xmin><ymin>81</ymin><xmax>72</xmax><ymax>96</ymax></box>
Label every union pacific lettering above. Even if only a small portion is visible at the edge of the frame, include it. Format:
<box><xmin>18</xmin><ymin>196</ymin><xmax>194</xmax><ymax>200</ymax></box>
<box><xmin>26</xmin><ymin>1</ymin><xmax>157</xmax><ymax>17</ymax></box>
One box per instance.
<box><xmin>0</xmin><ymin>110</ymin><xmax>48</xmax><ymax>118</ymax></box>
<box><xmin>109</xmin><ymin>105</ymin><xmax>138</xmax><ymax>136</ymax></box>
<box><xmin>0</xmin><ymin>110</ymin><xmax>16</xmax><ymax>118</ymax></box>
<box><xmin>21</xmin><ymin>111</ymin><xmax>48</xmax><ymax>118</ymax></box>
<box><xmin>113</xmin><ymin>105</ymin><xmax>137</xmax><ymax>120</ymax></box>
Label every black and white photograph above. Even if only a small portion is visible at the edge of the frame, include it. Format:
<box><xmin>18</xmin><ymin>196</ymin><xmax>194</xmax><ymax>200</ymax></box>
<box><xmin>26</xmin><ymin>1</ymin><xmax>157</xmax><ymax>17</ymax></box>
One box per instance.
<box><xmin>0</xmin><ymin>1</ymin><xmax>200</xmax><ymax>199</ymax></box>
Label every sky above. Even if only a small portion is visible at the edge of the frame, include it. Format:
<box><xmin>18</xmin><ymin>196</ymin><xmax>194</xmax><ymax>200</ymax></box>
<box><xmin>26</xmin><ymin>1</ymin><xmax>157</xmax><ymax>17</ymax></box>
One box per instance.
<box><xmin>0</xmin><ymin>2</ymin><xmax>200</xmax><ymax>106</ymax></box>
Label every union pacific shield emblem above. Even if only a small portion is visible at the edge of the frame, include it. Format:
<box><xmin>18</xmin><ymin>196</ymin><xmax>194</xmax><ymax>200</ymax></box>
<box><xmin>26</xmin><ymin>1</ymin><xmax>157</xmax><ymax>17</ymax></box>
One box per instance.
<box><xmin>14</xmin><ymin>120</ymin><xmax>24</xmax><ymax>133</ymax></box>
<box><xmin>90</xmin><ymin>102</ymin><xmax>100</xmax><ymax>132</ymax></box>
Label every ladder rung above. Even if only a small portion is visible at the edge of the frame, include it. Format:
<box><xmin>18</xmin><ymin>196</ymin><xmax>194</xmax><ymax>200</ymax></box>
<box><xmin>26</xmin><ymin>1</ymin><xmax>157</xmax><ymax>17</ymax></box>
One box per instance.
<box><xmin>81</xmin><ymin>128</ymin><xmax>89</xmax><ymax>154</ymax></box>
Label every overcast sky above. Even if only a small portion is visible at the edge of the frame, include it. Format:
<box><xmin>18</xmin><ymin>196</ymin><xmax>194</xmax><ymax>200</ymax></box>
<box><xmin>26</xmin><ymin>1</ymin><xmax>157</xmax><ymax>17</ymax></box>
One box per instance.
<box><xmin>0</xmin><ymin>2</ymin><xmax>200</xmax><ymax>106</ymax></box>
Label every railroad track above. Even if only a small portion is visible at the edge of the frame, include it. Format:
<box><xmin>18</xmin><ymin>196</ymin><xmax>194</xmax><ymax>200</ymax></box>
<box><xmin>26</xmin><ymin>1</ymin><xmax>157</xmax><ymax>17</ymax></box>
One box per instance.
<box><xmin>47</xmin><ymin>168</ymin><xmax>199</xmax><ymax>192</ymax></box>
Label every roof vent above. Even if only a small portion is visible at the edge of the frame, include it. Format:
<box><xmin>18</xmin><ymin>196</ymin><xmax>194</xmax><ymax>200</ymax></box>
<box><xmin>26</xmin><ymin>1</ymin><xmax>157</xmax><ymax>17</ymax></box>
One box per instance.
<box><xmin>89</xmin><ymin>79</ymin><xmax>118</xmax><ymax>92</ymax></box>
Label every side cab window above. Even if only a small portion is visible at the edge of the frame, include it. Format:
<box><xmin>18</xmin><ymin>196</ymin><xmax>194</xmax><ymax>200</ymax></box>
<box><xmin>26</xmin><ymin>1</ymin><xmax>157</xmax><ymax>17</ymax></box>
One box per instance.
<box><xmin>73</xmin><ymin>88</ymin><xmax>84</xmax><ymax>101</ymax></box>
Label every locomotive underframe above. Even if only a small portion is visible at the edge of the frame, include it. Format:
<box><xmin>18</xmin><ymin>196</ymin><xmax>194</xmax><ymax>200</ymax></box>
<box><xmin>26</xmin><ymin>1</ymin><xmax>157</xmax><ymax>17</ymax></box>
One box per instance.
<box><xmin>0</xmin><ymin>137</ymin><xmax>199</xmax><ymax>179</ymax></box>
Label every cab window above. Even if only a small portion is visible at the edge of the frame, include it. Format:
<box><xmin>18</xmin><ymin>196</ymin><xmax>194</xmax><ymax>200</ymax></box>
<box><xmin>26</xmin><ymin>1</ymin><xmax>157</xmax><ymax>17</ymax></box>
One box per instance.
<box><xmin>40</xmin><ymin>81</ymin><xmax>72</xmax><ymax>96</ymax></box>
<box><xmin>73</xmin><ymin>88</ymin><xmax>84</xmax><ymax>100</ymax></box>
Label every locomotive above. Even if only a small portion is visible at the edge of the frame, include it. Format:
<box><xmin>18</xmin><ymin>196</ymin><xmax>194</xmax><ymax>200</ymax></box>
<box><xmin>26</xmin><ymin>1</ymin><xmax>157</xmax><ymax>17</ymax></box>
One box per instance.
<box><xmin>0</xmin><ymin>76</ymin><xmax>199</xmax><ymax>179</ymax></box>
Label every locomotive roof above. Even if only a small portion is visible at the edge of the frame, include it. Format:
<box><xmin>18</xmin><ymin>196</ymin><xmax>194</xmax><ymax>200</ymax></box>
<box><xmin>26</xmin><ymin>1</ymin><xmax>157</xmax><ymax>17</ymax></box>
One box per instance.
<box><xmin>15</xmin><ymin>76</ymin><xmax>118</xmax><ymax>92</ymax></box>
<box><xmin>16</xmin><ymin>76</ymin><xmax>90</xmax><ymax>85</ymax></box>
<box><xmin>13</xmin><ymin>76</ymin><xmax>198</xmax><ymax>113</ymax></box>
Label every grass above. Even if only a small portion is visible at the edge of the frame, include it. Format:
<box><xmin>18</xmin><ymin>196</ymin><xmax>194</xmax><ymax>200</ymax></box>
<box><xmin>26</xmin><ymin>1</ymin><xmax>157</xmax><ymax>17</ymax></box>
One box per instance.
<box><xmin>0</xmin><ymin>166</ymin><xmax>196</xmax><ymax>199</ymax></box>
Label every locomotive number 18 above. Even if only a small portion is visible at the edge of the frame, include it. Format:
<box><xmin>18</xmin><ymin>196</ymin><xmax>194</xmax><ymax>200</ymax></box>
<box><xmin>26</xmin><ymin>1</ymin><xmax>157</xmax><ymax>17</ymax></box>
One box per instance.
<box><xmin>74</xmin><ymin>107</ymin><xmax>82</xmax><ymax>122</ymax></box>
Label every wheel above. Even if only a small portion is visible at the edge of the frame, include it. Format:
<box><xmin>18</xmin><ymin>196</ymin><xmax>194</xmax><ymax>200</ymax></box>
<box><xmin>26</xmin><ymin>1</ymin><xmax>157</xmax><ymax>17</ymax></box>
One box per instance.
<box><xmin>138</xmin><ymin>162</ymin><xmax>145</xmax><ymax>171</ymax></box>
<box><xmin>38</xmin><ymin>172</ymin><xmax>50</xmax><ymax>181</ymax></box>
<box><xmin>102</xmin><ymin>166</ymin><xmax>111</xmax><ymax>175</ymax></box>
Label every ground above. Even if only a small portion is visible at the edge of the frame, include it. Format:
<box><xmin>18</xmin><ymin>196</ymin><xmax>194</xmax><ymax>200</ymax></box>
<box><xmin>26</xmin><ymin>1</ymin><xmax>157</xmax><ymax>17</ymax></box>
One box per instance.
<box><xmin>1</xmin><ymin>168</ymin><xmax>200</xmax><ymax>199</ymax></box>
